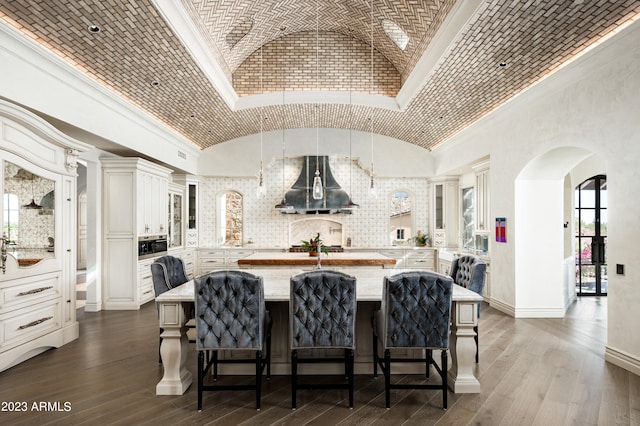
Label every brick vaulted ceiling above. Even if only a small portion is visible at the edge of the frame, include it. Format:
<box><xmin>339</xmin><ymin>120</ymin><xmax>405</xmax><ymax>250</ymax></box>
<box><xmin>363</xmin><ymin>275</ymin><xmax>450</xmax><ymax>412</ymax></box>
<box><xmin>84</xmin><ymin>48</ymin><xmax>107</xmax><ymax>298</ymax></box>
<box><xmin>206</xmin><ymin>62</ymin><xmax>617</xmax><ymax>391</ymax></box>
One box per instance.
<box><xmin>1</xmin><ymin>1</ymin><xmax>639</xmax><ymax>152</ymax></box>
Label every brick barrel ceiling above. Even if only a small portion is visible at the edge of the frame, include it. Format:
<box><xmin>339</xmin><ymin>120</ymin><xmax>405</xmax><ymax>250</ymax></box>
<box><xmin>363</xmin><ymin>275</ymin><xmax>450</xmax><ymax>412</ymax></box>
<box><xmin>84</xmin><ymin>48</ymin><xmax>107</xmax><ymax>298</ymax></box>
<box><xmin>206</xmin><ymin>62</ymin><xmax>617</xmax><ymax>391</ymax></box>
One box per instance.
<box><xmin>1</xmin><ymin>0</ymin><xmax>639</xmax><ymax>151</ymax></box>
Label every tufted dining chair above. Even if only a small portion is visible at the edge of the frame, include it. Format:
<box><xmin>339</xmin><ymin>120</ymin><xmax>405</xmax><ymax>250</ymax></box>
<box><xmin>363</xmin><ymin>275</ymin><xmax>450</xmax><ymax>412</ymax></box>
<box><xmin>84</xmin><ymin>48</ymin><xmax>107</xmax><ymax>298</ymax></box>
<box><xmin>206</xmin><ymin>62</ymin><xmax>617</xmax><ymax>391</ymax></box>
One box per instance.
<box><xmin>372</xmin><ymin>271</ymin><xmax>453</xmax><ymax>409</ymax></box>
<box><xmin>290</xmin><ymin>270</ymin><xmax>357</xmax><ymax>409</ymax></box>
<box><xmin>449</xmin><ymin>254</ymin><xmax>486</xmax><ymax>363</ymax></box>
<box><xmin>194</xmin><ymin>270</ymin><xmax>272</xmax><ymax>411</ymax></box>
<box><xmin>151</xmin><ymin>255</ymin><xmax>190</xmax><ymax>363</ymax></box>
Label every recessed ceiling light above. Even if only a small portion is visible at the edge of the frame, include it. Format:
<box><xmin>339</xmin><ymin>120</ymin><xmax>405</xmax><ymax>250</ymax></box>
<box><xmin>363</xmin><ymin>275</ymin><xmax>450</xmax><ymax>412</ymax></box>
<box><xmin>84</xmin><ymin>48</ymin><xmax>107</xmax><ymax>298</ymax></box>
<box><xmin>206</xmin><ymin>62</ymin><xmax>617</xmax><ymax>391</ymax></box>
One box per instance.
<box><xmin>189</xmin><ymin>114</ymin><xmax>195</xmax><ymax>118</ymax></box>
<box><xmin>499</xmin><ymin>61</ymin><xmax>508</xmax><ymax>67</ymax></box>
<box><xmin>151</xmin><ymin>80</ymin><xmax>160</xmax><ymax>87</ymax></box>
<box><xmin>88</xmin><ymin>25</ymin><xmax>101</xmax><ymax>34</ymax></box>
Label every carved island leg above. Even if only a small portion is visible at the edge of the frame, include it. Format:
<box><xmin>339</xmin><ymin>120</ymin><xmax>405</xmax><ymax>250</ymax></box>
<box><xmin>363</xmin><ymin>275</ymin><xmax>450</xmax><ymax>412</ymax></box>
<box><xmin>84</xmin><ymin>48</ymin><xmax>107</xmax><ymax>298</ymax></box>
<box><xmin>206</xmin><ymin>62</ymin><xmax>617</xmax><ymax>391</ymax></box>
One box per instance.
<box><xmin>156</xmin><ymin>301</ymin><xmax>193</xmax><ymax>395</ymax></box>
<box><xmin>448</xmin><ymin>300</ymin><xmax>481</xmax><ymax>393</ymax></box>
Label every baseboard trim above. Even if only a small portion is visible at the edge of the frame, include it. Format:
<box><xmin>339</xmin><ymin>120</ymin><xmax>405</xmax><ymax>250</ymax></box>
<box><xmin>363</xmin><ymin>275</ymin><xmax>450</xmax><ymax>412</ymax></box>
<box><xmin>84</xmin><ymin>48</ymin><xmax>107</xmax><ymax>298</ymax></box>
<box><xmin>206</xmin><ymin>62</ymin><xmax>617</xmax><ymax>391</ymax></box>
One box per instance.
<box><xmin>514</xmin><ymin>306</ymin><xmax>565</xmax><ymax>318</ymax></box>
<box><xmin>605</xmin><ymin>346</ymin><xmax>640</xmax><ymax>376</ymax></box>
<box><xmin>488</xmin><ymin>298</ymin><xmax>515</xmax><ymax>317</ymax></box>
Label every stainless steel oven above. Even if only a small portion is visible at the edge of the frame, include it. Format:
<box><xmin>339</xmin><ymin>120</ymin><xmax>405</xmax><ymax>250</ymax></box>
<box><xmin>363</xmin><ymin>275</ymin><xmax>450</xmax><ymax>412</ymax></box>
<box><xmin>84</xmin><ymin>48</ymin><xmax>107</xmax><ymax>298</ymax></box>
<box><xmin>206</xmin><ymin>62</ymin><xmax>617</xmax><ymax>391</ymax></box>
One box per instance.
<box><xmin>138</xmin><ymin>235</ymin><xmax>168</xmax><ymax>259</ymax></box>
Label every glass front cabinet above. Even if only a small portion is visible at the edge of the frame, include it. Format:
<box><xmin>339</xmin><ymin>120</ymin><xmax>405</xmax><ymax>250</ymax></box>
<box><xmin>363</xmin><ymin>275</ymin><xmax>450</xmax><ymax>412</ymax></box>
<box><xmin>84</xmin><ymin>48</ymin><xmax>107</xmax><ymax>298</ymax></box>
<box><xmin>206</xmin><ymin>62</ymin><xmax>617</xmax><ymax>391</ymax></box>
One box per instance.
<box><xmin>0</xmin><ymin>100</ymin><xmax>90</xmax><ymax>372</ymax></box>
<box><xmin>168</xmin><ymin>182</ymin><xmax>184</xmax><ymax>248</ymax></box>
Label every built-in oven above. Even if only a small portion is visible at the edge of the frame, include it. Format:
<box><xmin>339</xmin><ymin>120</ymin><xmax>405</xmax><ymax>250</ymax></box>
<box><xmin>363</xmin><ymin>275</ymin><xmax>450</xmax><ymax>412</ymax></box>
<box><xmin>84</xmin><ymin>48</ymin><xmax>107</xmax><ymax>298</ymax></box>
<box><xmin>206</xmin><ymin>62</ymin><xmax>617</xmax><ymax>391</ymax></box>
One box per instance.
<box><xmin>138</xmin><ymin>235</ymin><xmax>168</xmax><ymax>259</ymax></box>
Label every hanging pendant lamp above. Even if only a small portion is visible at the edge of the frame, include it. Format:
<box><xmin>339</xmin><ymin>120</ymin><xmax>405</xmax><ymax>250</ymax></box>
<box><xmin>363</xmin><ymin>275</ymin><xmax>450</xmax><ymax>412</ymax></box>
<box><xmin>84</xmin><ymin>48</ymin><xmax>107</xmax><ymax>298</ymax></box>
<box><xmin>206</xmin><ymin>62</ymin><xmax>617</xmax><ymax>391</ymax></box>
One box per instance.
<box><xmin>342</xmin><ymin>29</ymin><xmax>359</xmax><ymax>210</ymax></box>
<box><xmin>368</xmin><ymin>0</ymin><xmax>377</xmax><ymax>199</ymax></box>
<box><xmin>311</xmin><ymin>0</ymin><xmax>323</xmax><ymax>201</ymax></box>
<box><xmin>275</xmin><ymin>27</ymin><xmax>293</xmax><ymax>210</ymax></box>
<box><xmin>256</xmin><ymin>45</ymin><xmax>267</xmax><ymax>199</ymax></box>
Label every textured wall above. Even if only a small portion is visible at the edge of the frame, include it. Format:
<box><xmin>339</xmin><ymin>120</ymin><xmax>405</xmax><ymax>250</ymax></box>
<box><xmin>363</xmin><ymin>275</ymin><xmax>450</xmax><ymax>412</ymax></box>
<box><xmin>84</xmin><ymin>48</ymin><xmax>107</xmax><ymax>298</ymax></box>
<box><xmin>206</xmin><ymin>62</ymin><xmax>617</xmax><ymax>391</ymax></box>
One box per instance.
<box><xmin>197</xmin><ymin>156</ymin><xmax>428</xmax><ymax>248</ymax></box>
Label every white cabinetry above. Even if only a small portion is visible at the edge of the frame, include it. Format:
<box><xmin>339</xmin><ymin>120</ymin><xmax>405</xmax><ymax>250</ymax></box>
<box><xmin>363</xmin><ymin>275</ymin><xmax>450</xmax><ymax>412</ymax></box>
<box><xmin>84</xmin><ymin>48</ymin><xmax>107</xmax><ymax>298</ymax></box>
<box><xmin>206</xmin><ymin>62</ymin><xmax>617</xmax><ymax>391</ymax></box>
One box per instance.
<box><xmin>168</xmin><ymin>182</ymin><xmax>184</xmax><ymax>249</ymax></box>
<box><xmin>101</xmin><ymin>158</ymin><xmax>172</xmax><ymax>310</ymax></box>
<box><xmin>373</xmin><ymin>248</ymin><xmax>436</xmax><ymax>270</ymax></box>
<box><xmin>196</xmin><ymin>248</ymin><xmax>257</xmax><ymax>275</ymax></box>
<box><xmin>0</xmin><ymin>100</ymin><xmax>89</xmax><ymax>372</ymax></box>
<box><xmin>473</xmin><ymin>160</ymin><xmax>490</xmax><ymax>233</ymax></box>
<box><xmin>430</xmin><ymin>177</ymin><xmax>459</xmax><ymax>248</ymax></box>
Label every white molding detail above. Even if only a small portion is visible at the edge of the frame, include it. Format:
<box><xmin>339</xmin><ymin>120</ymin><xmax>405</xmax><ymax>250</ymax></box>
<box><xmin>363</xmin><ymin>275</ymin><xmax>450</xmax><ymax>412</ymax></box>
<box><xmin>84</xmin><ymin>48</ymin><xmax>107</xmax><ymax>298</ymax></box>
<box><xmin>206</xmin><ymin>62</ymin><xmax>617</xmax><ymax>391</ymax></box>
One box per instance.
<box><xmin>151</xmin><ymin>0</ymin><xmax>238</xmax><ymax>109</ymax></box>
<box><xmin>605</xmin><ymin>346</ymin><xmax>640</xmax><ymax>377</ymax></box>
<box><xmin>488</xmin><ymin>298</ymin><xmax>515</xmax><ymax>318</ymax></box>
<box><xmin>396</xmin><ymin>0</ymin><xmax>485</xmax><ymax>110</ymax></box>
<box><xmin>514</xmin><ymin>307</ymin><xmax>566</xmax><ymax>318</ymax></box>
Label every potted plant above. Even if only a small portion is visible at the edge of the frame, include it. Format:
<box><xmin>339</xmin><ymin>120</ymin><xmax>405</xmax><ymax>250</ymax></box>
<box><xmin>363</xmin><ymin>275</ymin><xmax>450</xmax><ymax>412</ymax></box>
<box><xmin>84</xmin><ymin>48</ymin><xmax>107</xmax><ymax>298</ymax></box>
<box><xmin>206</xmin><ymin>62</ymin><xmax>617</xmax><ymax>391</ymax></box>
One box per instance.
<box><xmin>414</xmin><ymin>231</ymin><xmax>429</xmax><ymax>247</ymax></box>
<box><xmin>301</xmin><ymin>233</ymin><xmax>329</xmax><ymax>257</ymax></box>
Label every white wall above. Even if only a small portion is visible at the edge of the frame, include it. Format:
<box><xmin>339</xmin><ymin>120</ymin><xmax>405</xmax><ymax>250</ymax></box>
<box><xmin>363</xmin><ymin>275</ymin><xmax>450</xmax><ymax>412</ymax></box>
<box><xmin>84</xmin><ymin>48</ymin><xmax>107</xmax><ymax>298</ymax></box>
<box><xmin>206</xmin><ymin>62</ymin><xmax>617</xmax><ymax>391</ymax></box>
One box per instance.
<box><xmin>431</xmin><ymin>20</ymin><xmax>640</xmax><ymax>373</ymax></box>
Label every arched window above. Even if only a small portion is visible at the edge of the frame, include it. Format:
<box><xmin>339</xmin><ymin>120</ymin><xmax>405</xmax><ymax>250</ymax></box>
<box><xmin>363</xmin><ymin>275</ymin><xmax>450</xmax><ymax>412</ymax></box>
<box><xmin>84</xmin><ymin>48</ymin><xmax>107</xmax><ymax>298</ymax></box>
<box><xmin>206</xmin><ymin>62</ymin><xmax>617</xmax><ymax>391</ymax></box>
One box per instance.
<box><xmin>218</xmin><ymin>191</ymin><xmax>243</xmax><ymax>246</ymax></box>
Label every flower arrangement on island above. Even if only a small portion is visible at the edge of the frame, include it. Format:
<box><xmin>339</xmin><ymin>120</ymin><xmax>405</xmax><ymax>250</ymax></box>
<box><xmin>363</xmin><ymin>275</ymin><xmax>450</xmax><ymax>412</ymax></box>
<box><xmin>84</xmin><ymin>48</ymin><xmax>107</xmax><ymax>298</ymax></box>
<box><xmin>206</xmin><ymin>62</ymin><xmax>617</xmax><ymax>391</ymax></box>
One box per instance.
<box><xmin>301</xmin><ymin>233</ymin><xmax>329</xmax><ymax>256</ymax></box>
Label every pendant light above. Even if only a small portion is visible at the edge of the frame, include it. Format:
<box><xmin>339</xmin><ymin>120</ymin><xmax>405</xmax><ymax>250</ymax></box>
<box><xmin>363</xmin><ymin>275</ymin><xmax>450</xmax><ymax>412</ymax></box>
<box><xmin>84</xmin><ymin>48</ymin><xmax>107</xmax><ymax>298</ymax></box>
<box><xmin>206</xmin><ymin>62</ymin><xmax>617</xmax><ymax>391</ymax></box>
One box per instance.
<box><xmin>16</xmin><ymin>169</ymin><xmax>43</xmax><ymax>209</ymax></box>
<box><xmin>275</xmin><ymin>27</ymin><xmax>293</xmax><ymax>210</ymax></box>
<box><xmin>368</xmin><ymin>0</ymin><xmax>377</xmax><ymax>198</ymax></box>
<box><xmin>256</xmin><ymin>45</ymin><xmax>267</xmax><ymax>199</ymax></box>
<box><xmin>311</xmin><ymin>0</ymin><xmax>323</xmax><ymax>200</ymax></box>
<box><xmin>342</xmin><ymin>28</ymin><xmax>359</xmax><ymax>210</ymax></box>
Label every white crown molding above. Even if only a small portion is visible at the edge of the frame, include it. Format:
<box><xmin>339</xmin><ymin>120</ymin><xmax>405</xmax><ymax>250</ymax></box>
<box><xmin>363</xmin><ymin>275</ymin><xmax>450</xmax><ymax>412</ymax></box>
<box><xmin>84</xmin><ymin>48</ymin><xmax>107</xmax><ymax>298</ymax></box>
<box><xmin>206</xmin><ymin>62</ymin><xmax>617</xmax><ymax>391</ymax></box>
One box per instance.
<box><xmin>151</xmin><ymin>0</ymin><xmax>239</xmax><ymax>109</ymax></box>
<box><xmin>396</xmin><ymin>0</ymin><xmax>485</xmax><ymax>110</ymax></box>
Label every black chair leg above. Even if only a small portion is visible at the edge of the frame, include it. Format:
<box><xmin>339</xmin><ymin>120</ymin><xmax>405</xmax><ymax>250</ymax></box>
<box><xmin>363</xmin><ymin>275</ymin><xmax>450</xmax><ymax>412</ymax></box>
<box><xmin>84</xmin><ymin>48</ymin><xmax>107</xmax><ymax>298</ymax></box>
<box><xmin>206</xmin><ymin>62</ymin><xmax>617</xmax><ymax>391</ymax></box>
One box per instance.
<box><xmin>213</xmin><ymin>350</ymin><xmax>218</xmax><ymax>381</ymax></box>
<box><xmin>266</xmin><ymin>327</ymin><xmax>272</xmax><ymax>380</ymax></box>
<box><xmin>426</xmin><ymin>349</ymin><xmax>433</xmax><ymax>378</ymax></box>
<box><xmin>474</xmin><ymin>325</ymin><xmax>479</xmax><ymax>363</ymax></box>
<box><xmin>197</xmin><ymin>351</ymin><xmax>204</xmax><ymax>411</ymax></box>
<box><xmin>384</xmin><ymin>349</ymin><xmax>391</xmax><ymax>409</ymax></box>
<box><xmin>291</xmin><ymin>350</ymin><xmax>298</xmax><ymax>409</ymax></box>
<box><xmin>158</xmin><ymin>332</ymin><xmax>163</xmax><ymax>364</ymax></box>
<box><xmin>348</xmin><ymin>349</ymin><xmax>354</xmax><ymax>408</ymax></box>
<box><xmin>256</xmin><ymin>350</ymin><xmax>262</xmax><ymax>410</ymax></box>
<box><xmin>441</xmin><ymin>349</ymin><xmax>448</xmax><ymax>409</ymax></box>
<box><xmin>372</xmin><ymin>328</ymin><xmax>378</xmax><ymax>378</ymax></box>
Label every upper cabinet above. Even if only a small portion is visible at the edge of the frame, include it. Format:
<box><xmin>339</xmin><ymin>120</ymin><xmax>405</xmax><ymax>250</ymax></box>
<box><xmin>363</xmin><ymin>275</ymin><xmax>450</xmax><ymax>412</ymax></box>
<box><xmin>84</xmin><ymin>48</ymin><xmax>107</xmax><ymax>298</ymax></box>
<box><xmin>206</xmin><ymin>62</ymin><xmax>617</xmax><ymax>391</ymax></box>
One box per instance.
<box><xmin>0</xmin><ymin>99</ymin><xmax>90</xmax><ymax>372</ymax></box>
<box><xmin>430</xmin><ymin>177</ymin><xmax>459</xmax><ymax>248</ymax></box>
<box><xmin>473</xmin><ymin>160</ymin><xmax>490</xmax><ymax>234</ymax></box>
<box><xmin>174</xmin><ymin>175</ymin><xmax>199</xmax><ymax>248</ymax></box>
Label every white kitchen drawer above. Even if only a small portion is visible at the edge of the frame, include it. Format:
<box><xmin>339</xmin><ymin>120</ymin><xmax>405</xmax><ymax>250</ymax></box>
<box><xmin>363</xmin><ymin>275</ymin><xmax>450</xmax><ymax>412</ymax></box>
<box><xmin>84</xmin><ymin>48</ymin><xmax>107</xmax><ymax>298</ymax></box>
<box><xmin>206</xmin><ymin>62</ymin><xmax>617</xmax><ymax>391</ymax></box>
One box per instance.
<box><xmin>0</xmin><ymin>274</ymin><xmax>61</xmax><ymax>311</ymax></box>
<box><xmin>378</xmin><ymin>249</ymin><xmax>405</xmax><ymax>259</ymax></box>
<box><xmin>138</xmin><ymin>282</ymin><xmax>155</xmax><ymax>305</ymax></box>
<box><xmin>198</xmin><ymin>249</ymin><xmax>226</xmax><ymax>258</ymax></box>
<box><xmin>0</xmin><ymin>299</ymin><xmax>61</xmax><ymax>348</ymax></box>
<box><xmin>226</xmin><ymin>249</ymin><xmax>254</xmax><ymax>257</ymax></box>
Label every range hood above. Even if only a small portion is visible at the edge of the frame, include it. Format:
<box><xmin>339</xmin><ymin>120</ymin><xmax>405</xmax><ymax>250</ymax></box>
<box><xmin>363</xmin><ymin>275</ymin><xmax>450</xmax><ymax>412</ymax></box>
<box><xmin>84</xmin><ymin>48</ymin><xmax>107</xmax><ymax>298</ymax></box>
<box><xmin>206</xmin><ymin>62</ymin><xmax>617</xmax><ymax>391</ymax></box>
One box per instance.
<box><xmin>275</xmin><ymin>156</ymin><xmax>357</xmax><ymax>214</ymax></box>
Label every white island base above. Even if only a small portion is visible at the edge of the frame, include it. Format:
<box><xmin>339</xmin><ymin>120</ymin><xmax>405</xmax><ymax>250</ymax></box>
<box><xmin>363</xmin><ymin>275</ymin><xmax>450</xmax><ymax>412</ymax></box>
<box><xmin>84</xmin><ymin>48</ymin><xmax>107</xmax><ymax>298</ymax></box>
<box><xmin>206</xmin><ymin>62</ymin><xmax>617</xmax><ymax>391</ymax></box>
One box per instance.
<box><xmin>155</xmin><ymin>268</ymin><xmax>482</xmax><ymax>395</ymax></box>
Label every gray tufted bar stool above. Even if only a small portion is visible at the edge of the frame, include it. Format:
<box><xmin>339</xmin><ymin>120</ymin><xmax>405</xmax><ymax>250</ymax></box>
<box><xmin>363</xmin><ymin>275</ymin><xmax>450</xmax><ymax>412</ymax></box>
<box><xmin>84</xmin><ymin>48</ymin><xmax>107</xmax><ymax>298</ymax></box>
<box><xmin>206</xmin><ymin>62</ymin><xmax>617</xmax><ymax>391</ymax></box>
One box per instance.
<box><xmin>449</xmin><ymin>254</ymin><xmax>486</xmax><ymax>363</ymax></box>
<box><xmin>372</xmin><ymin>271</ymin><xmax>453</xmax><ymax>409</ymax></box>
<box><xmin>290</xmin><ymin>270</ymin><xmax>357</xmax><ymax>409</ymax></box>
<box><xmin>195</xmin><ymin>270</ymin><xmax>272</xmax><ymax>411</ymax></box>
<box><xmin>151</xmin><ymin>255</ymin><xmax>191</xmax><ymax>363</ymax></box>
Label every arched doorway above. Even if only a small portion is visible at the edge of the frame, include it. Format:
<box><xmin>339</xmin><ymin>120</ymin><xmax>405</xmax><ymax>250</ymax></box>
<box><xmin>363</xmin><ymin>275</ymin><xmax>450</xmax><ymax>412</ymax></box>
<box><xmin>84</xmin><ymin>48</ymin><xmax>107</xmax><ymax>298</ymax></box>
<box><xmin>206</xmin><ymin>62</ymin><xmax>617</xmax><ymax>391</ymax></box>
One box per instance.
<box><xmin>514</xmin><ymin>147</ymin><xmax>602</xmax><ymax>317</ymax></box>
<box><xmin>575</xmin><ymin>175</ymin><xmax>607</xmax><ymax>296</ymax></box>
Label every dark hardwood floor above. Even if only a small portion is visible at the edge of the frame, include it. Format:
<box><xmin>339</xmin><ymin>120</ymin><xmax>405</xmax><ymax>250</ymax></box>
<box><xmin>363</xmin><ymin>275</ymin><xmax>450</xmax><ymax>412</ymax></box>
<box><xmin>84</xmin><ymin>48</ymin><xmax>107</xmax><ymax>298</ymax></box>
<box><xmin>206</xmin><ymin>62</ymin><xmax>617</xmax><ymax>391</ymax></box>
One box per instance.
<box><xmin>1</xmin><ymin>296</ymin><xmax>638</xmax><ymax>425</ymax></box>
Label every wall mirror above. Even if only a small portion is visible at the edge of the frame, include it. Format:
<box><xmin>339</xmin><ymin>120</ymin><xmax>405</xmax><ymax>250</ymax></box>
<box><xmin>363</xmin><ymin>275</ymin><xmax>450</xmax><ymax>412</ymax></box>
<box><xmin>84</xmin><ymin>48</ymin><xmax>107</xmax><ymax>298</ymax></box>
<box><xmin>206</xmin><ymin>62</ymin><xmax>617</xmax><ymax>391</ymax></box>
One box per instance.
<box><xmin>389</xmin><ymin>190</ymin><xmax>413</xmax><ymax>245</ymax></box>
<box><xmin>3</xmin><ymin>160</ymin><xmax>56</xmax><ymax>267</ymax></box>
<box><xmin>217</xmin><ymin>190</ymin><xmax>243</xmax><ymax>246</ymax></box>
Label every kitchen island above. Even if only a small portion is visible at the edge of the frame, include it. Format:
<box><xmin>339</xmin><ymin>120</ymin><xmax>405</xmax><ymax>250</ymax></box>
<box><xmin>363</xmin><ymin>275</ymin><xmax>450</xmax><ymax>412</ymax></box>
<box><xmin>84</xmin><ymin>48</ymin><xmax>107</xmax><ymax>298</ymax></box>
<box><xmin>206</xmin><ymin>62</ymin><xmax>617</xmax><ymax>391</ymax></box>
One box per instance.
<box><xmin>237</xmin><ymin>251</ymin><xmax>397</xmax><ymax>268</ymax></box>
<box><xmin>155</xmin><ymin>267</ymin><xmax>482</xmax><ymax>396</ymax></box>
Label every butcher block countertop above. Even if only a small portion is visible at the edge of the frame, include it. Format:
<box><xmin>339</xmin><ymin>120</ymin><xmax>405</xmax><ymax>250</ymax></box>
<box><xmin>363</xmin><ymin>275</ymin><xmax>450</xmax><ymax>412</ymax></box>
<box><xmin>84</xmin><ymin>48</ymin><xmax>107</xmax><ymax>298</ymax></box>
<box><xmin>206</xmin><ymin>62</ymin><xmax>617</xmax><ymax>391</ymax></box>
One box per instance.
<box><xmin>237</xmin><ymin>251</ymin><xmax>397</xmax><ymax>267</ymax></box>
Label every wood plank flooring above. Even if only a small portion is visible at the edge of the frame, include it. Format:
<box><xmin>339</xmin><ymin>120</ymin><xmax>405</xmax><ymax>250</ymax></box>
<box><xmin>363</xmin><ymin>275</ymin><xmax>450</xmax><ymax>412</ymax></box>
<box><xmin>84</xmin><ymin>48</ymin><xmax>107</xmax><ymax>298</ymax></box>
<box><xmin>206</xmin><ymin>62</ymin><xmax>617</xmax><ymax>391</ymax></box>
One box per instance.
<box><xmin>1</xmin><ymin>297</ymin><xmax>638</xmax><ymax>425</ymax></box>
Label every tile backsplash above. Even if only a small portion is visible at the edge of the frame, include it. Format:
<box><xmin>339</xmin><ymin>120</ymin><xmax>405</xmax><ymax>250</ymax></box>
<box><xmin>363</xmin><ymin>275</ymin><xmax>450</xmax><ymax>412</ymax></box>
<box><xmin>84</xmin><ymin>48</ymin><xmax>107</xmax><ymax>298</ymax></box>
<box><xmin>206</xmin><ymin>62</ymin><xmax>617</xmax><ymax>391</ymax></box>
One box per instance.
<box><xmin>197</xmin><ymin>156</ymin><xmax>429</xmax><ymax>248</ymax></box>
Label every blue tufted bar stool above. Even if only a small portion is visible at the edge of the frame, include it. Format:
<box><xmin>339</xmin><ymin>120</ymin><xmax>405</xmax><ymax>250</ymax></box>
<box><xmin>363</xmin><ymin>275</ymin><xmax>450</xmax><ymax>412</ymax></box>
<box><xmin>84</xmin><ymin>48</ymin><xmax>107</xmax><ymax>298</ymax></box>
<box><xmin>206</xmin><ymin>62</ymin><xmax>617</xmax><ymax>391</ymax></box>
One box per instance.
<box><xmin>195</xmin><ymin>270</ymin><xmax>272</xmax><ymax>411</ymax></box>
<box><xmin>290</xmin><ymin>270</ymin><xmax>357</xmax><ymax>409</ymax></box>
<box><xmin>372</xmin><ymin>271</ymin><xmax>453</xmax><ymax>409</ymax></box>
<box><xmin>151</xmin><ymin>255</ymin><xmax>191</xmax><ymax>363</ymax></box>
<box><xmin>449</xmin><ymin>255</ymin><xmax>486</xmax><ymax>363</ymax></box>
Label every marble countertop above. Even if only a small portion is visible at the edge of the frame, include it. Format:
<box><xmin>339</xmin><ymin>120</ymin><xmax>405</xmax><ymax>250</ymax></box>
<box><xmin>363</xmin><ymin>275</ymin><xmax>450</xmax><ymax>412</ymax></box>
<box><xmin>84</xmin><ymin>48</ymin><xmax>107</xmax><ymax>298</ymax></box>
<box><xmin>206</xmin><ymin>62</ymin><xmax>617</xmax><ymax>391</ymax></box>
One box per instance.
<box><xmin>156</xmin><ymin>268</ymin><xmax>483</xmax><ymax>303</ymax></box>
<box><xmin>237</xmin><ymin>251</ymin><xmax>397</xmax><ymax>267</ymax></box>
